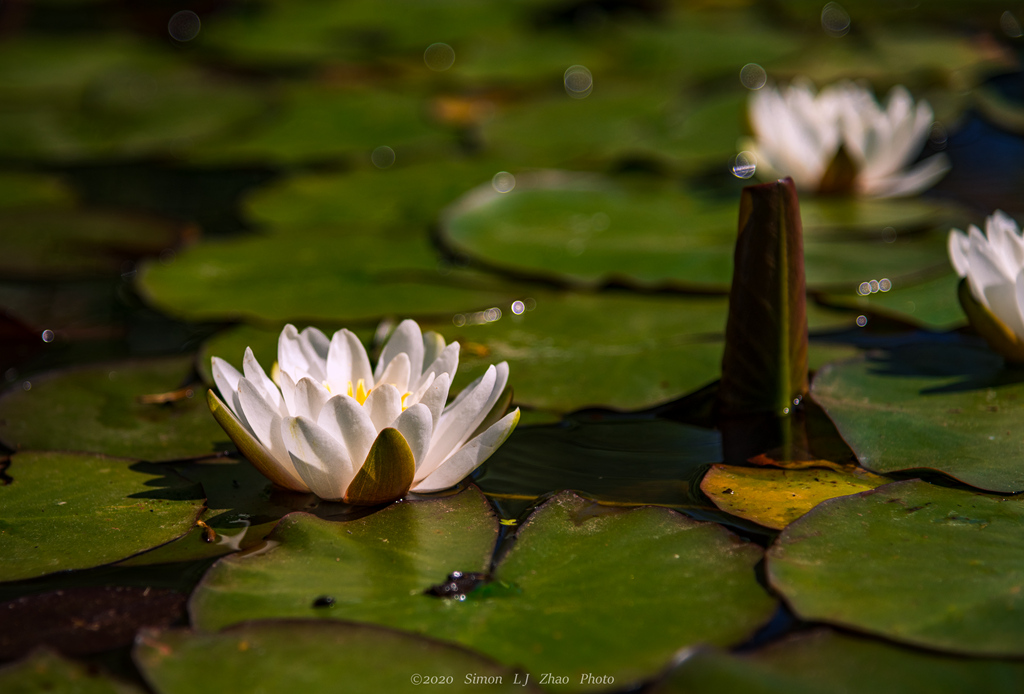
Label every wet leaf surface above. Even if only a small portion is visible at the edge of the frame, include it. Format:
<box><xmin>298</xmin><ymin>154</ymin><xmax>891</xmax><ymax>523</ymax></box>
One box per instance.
<box><xmin>0</xmin><ymin>586</ymin><xmax>185</xmax><ymax>660</ymax></box>
<box><xmin>652</xmin><ymin>628</ymin><xmax>1024</xmax><ymax>694</ymax></box>
<box><xmin>818</xmin><ymin>272</ymin><xmax>964</xmax><ymax>330</ymax></box>
<box><xmin>812</xmin><ymin>339</ymin><xmax>1024</xmax><ymax>492</ymax></box>
<box><xmin>136</xmin><ymin>620</ymin><xmax>543</xmax><ymax>693</ymax></box>
<box><xmin>0</xmin><ymin>451</ymin><xmax>205</xmax><ymax>582</ymax></box>
<box><xmin>0</xmin><ymin>357</ymin><xmax>229</xmax><ymax>462</ymax></box>
<box><xmin>191</xmin><ymin>488</ymin><xmax>775</xmax><ymax>690</ymax></box>
<box><xmin>767</xmin><ymin>479</ymin><xmax>1024</xmax><ymax>656</ymax></box>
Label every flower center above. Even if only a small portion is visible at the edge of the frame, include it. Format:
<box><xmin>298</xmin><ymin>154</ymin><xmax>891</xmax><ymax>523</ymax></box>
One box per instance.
<box><xmin>345</xmin><ymin>379</ymin><xmax>412</xmax><ymax>410</ymax></box>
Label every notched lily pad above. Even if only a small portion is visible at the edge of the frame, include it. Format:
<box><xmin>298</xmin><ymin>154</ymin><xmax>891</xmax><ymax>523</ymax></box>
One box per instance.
<box><xmin>0</xmin><ymin>451</ymin><xmax>205</xmax><ymax>582</ymax></box>
<box><xmin>0</xmin><ymin>357</ymin><xmax>230</xmax><ymax>462</ymax></box>
<box><xmin>811</xmin><ymin>340</ymin><xmax>1024</xmax><ymax>493</ymax></box>
<box><xmin>767</xmin><ymin>479</ymin><xmax>1024</xmax><ymax>656</ymax></box>
<box><xmin>190</xmin><ymin>488</ymin><xmax>775</xmax><ymax>690</ymax></box>
<box><xmin>135</xmin><ymin>621</ymin><xmax>543</xmax><ymax>694</ymax></box>
<box><xmin>700</xmin><ymin>459</ymin><xmax>888</xmax><ymax>530</ymax></box>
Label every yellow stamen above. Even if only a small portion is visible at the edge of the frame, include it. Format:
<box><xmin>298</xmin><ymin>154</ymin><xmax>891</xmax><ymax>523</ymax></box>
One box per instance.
<box><xmin>270</xmin><ymin>362</ymin><xmax>282</xmax><ymax>387</ymax></box>
<box><xmin>347</xmin><ymin>379</ymin><xmax>369</xmax><ymax>405</ymax></box>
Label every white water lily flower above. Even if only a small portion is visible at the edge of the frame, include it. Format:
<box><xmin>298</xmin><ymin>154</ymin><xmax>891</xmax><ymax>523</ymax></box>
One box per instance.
<box><xmin>746</xmin><ymin>79</ymin><xmax>950</xmax><ymax>198</ymax></box>
<box><xmin>207</xmin><ymin>319</ymin><xmax>519</xmax><ymax>504</ymax></box>
<box><xmin>949</xmin><ymin>211</ymin><xmax>1024</xmax><ymax>361</ymax></box>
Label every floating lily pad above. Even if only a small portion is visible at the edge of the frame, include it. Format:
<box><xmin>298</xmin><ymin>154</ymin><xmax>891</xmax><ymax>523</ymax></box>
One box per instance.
<box><xmin>0</xmin><ymin>451</ymin><xmax>204</xmax><ymax>582</ymax></box>
<box><xmin>137</xmin><ymin>225</ymin><xmax>520</xmax><ymax>325</ymax></box>
<box><xmin>440</xmin><ymin>172</ymin><xmax>953</xmax><ymax>291</ymax></box>
<box><xmin>0</xmin><ymin>586</ymin><xmax>186</xmax><ymax>660</ymax></box>
<box><xmin>476</xmin><ymin>413</ymin><xmax>722</xmax><ymax>510</ymax></box>
<box><xmin>242</xmin><ymin>161</ymin><xmax>503</xmax><ymax>231</ymax></box>
<box><xmin>0</xmin><ymin>649</ymin><xmax>143</xmax><ymax>694</ymax></box>
<box><xmin>0</xmin><ymin>38</ymin><xmax>266</xmax><ymax>162</ymax></box>
<box><xmin>191</xmin><ymin>488</ymin><xmax>775</xmax><ymax>689</ymax></box>
<box><xmin>434</xmin><ymin>291</ymin><xmax>729</xmax><ymax>411</ymax></box>
<box><xmin>652</xmin><ymin>629</ymin><xmax>1024</xmax><ymax>694</ymax></box>
<box><xmin>135</xmin><ymin>621</ymin><xmax>543</xmax><ymax>694</ymax></box>
<box><xmin>0</xmin><ymin>208</ymin><xmax>180</xmax><ymax>280</ymax></box>
<box><xmin>820</xmin><ymin>273</ymin><xmax>965</xmax><ymax>330</ymax></box>
<box><xmin>191</xmin><ymin>85</ymin><xmax>450</xmax><ymax>166</ymax></box>
<box><xmin>0</xmin><ymin>172</ymin><xmax>74</xmax><ymax>209</ymax></box>
<box><xmin>0</xmin><ymin>357</ymin><xmax>228</xmax><ymax>462</ymax></box>
<box><xmin>700</xmin><ymin>461</ymin><xmax>888</xmax><ymax>530</ymax></box>
<box><xmin>811</xmin><ymin>340</ymin><xmax>1024</xmax><ymax>493</ymax></box>
<box><xmin>767</xmin><ymin>479</ymin><xmax>1024</xmax><ymax>656</ymax></box>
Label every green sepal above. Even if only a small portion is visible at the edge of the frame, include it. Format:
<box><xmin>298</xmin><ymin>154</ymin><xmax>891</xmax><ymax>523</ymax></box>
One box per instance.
<box><xmin>958</xmin><ymin>277</ymin><xmax>1024</xmax><ymax>364</ymax></box>
<box><xmin>206</xmin><ymin>389</ymin><xmax>307</xmax><ymax>492</ymax></box>
<box><xmin>344</xmin><ymin>427</ymin><xmax>415</xmax><ymax>505</ymax></box>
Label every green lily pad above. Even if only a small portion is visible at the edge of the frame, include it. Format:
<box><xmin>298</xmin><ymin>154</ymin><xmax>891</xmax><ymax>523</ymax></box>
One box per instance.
<box><xmin>191</xmin><ymin>488</ymin><xmax>776</xmax><ymax>689</ymax></box>
<box><xmin>767</xmin><ymin>479</ymin><xmax>1024</xmax><ymax>656</ymax></box>
<box><xmin>191</xmin><ymin>85</ymin><xmax>450</xmax><ymax>166</ymax></box>
<box><xmin>243</xmin><ymin>160</ymin><xmax>504</xmax><ymax>231</ymax></box>
<box><xmin>135</xmin><ymin>621</ymin><xmax>543</xmax><ymax>694</ymax></box>
<box><xmin>0</xmin><ymin>38</ymin><xmax>266</xmax><ymax>162</ymax></box>
<box><xmin>0</xmin><ymin>172</ymin><xmax>74</xmax><ymax>209</ymax></box>
<box><xmin>0</xmin><ymin>357</ymin><xmax>229</xmax><ymax>462</ymax></box>
<box><xmin>0</xmin><ymin>208</ymin><xmax>180</xmax><ymax>280</ymax></box>
<box><xmin>434</xmin><ymin>291</ymin><xmax>730</xmax><ymax>411</ymax></box>
<box><xmin>476</xmin><ymin>414</ymin><xmax>722</xmax><ymax>510</ymax></box>
<box><xmin>136</xmin><ymin>224</ymin><xmax>521</xmax><ymax>325</ymax></box>
<box><xmin>0</xmin><ymin>451</ymin><xmax>205</xmax><ymax>582</ymax></box>
<box><xmin>700</xmin><ymin>461</ymin><xmax>888</xmax><ymax>530</ymax></box>
<box><xmin>811</xmin><ymin>341</ymin><xmax>1024</xmax><ymax>493</ymax></box>
<box><xmin>652</xmin><ymin>629</ymin><xmax>1024</xmax><ymax>694</ymax></box>
<box><xmin>0</xmin><ymin>649</ymin><xmax>143</xmax><ymax>694</ymax></box>
<box><xmin>440</xmin><ymin>172</ymin><xmax>954</xmax><ymax>292</ymax></box>
<box><xmin>820</xmin><ymin>273</ymin><xmax>965</xmax><ymax>330</ymax></box>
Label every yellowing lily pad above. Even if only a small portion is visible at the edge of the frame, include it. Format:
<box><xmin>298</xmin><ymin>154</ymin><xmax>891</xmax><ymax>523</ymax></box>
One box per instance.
<box><xmin>135</xmin><ymin>621</ymin><xmax>544</xmax><ymax>694</ymax></box>
<box><xmin>767</xmin><ymin>479</ymin><xmax>1024</xmax><ymax>656</ymax></box>
<box><xmin>190</xmin><ymin>488</ymin><xmax>776</xmax><ymax>689</ymax></box>
<box><xmin>0</xmin><ymin>357</ymin><xmax>229</xmax><ymax>462</ymax></box>
<box><xmin>440</xmin><ymin>171</ymin><xmax>955</xmax><ymax>292</ymax></box>
<box><xmin>700</xmin><ymin>461</ymin><xmax>888</xmax><ymax>530</ymax></box>
<box><xmin>0</xmin><ymin>451</ymin><xmax>204</xmax><ymax>582</ymax></box>
<box><xmin>811</xmin><ymin>340</ymin><xmax>1024</xmax><ymax>493</ymax></box>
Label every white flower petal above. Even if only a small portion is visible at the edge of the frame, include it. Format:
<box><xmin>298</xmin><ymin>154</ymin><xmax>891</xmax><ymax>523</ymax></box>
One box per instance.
<box><xmin>419</xmin><ymin>342</ymin><xmax>459</xmax><ymax>390</ymax></box>
<box><xmin>277</xmin><ymin>325</ymin><xmax>308</xmax><ymax>379</ymax></box>
<box><xmin>326</xmin><ymin>329</ymin><xmax>353</xmax><ymax>394</ymax></box>
<box><xmin>375</xmin><ymin>352</ymin><xmax>411</xmax><ymax>394</ymax></box>
<box><xmin>393</xmin><ymin>403</ymin><xmax>433</xmax><ymax>469</ymax></box>
<box><xmin>418</xmin><ymin>372</ymin><xmax>451</xmax><ymax>427</ymax></box>
<box><xmin>211</xmin><ymin>357</ymin><xmax>243</xmax><ymax>418</ymax></box>
<box><xmin>294</xmin><ymin>376</ymin><xmax>330</xmax><ymax>421</ymax></box>
<box><xmin>418</xmin><ymin>364</ymin><xmax>502</xmax><ymax>481</ymax></box>
<box><xmin>316</xmin><ymin>394</ymin><xmax>377</xmax><ymax>470</ymax></box>
<box><xmin>282</xmin><ymin>416</ymin><xmax>354</xmax><ymax>501</ymax></box>
<box><xmin>948</xmin><ymin>229</ymin><xmax>970</xmax><ymax>278</ymax></box>
<box><xmin>375</xmin><ymin>319</ymin><xmax>424</xmax><ymax>385</ymax></box>
<box><xmin>413</xmin><ymin>409</ymin><xmax>520</xmax><ymax>491</ymax></box>
<box><xmin>363</xmin><ymin>383</ymin><xmax>403</xmax><ymax>432</ymax></box>
<box><xmin>421</xmin><ymin>331</ymin><xmax>446</xmax><ymax>375</ymax></box>
<box><xmin>242</xmin><ymin>347</ymin><xmax>283</xmax><ymax>413</ymax></box>
<box><xmin>237</xmin><ymin>377</ymin><xmax>303</xmax><ymax>484</ymax></box>
<box><xmin>278</xmin><ymin>369</ymin><xmax>297</xmax><ymax>416</ymax></box>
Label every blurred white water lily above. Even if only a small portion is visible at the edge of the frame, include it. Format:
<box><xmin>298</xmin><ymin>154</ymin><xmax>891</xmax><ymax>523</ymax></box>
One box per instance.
<box><xmin>207</xmin><ymin>319</ymin><xmax>519</xmax><ymax>504</ymax></box>
<box><xmin>949</xmin><ymin>211</ymin><xmax>1024</xmax><ymax>362</ymax></box>
<box><xmin>746</xmin><ymin>79</ymin><xmax>950</xmax><ymax>198</ymax></box>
